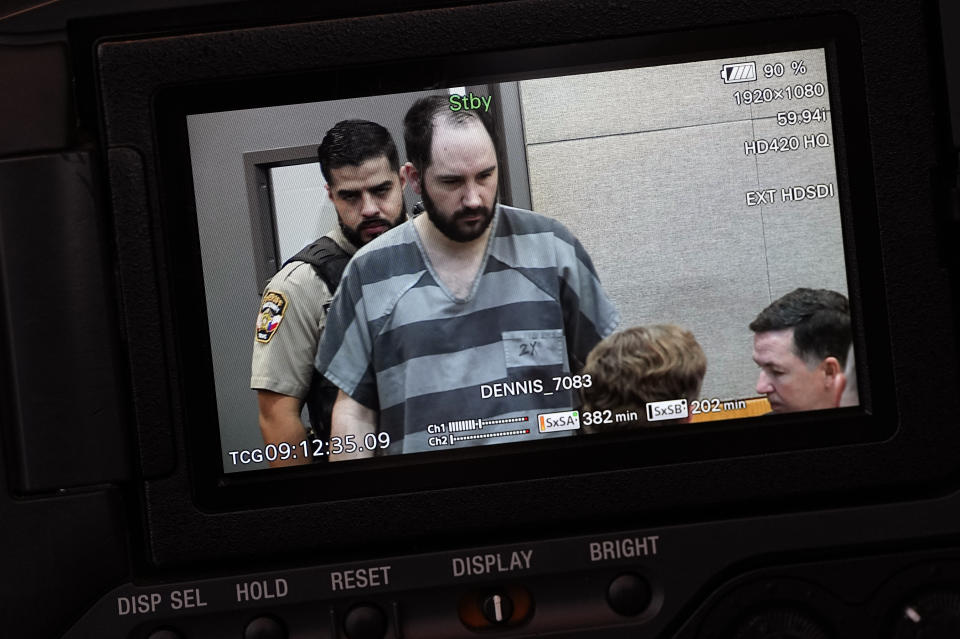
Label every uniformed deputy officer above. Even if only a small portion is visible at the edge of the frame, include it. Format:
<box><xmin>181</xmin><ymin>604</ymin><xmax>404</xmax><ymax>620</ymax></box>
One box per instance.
<box><xmin>251</xmin><ymin>120</ymin><xmax>407</xmax><ymax>466</ymax></box>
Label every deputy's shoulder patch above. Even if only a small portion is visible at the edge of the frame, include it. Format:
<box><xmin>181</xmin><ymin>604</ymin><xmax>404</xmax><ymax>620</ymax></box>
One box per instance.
<box><xmin>255</xmin><ymin>290</ymin><xmax>288</xmax><ymax>343</ymax></box>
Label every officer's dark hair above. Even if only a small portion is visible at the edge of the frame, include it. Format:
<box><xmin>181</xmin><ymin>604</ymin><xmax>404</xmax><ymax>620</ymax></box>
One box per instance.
<box><xmin>749</xmin><ymin>288</ymin><xmax>852</xmax><ymax>367</ymax></box>
<box><xmin>403</xmin><ymin>94</ymin><xmax>499</xmax><ymax>173</ymax></box>
<box><xmin>317</xmin><ymin>120</ymin><xmax>400</xmax><ymax>184</ymax></box>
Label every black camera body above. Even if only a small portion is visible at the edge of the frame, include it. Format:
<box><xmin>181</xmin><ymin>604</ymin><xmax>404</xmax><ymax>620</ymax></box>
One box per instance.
<box><xmin>2</xmin><ymin>1</ymin><xmax>960</xmax><ymax>637</ymax></box>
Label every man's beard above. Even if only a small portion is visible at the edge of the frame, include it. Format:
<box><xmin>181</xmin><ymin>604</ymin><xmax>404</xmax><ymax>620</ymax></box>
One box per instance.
<box><xmin>339</xmin><ymin>206</ymin><xmax>408</xmax><ymax>248</ymax></box>
<box><xmin>421</xmin><ymin>180</ymin><xmax>497</xmax><ymax>243</ymax></box>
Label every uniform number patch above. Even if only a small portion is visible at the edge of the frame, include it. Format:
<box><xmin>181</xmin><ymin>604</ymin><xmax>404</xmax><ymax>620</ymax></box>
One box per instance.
<box><xmin>256</xmin><ymin>291</ymin><xmax>287</xmax><ymax>343</ymax></box>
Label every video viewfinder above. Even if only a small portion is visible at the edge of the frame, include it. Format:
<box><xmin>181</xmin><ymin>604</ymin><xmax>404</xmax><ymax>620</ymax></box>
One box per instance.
<box><xmin>164</xmin><ymin>26</ymin><xmax>883</xmax><ymax>500</ymax></box>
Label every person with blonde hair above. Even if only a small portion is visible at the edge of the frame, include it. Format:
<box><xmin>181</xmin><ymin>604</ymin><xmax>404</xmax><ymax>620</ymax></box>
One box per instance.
<box><xmin>581</xmin><ymin>324</ymin><xmax>706</xmax><ymax>431</ymax></box>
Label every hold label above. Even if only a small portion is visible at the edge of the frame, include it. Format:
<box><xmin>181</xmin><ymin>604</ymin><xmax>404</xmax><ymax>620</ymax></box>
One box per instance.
<box><xmin>236</xmin><ymin>578</ymin><xmax>288</xmax><ymax>602</ymax></box>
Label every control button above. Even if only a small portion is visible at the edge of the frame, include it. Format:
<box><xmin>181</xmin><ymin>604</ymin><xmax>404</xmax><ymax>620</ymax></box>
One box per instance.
<box><xmin>607</xmin><ymin>573</ymin><xmax>652</xmax><ymax>617</ymax></box>
<box><xmin>481</xmin><ymin>593</ymin><xmax>515</xmax><ymax>625</ymax></box>
<box><xmin>244</xmin><ymin>615</ymin><xmax>287</xmax><ymax>639</ymax></box>
<box><xmin>147</xmin><ymin>630</ymin><xmax>183</xmax><ymax>639</ymax></box>
<box><xmin>459</xmin><ymin>585</ymin><xmax>534</xmax><ymax>629</ymax></box>
<box><xmin>343</xmin><ymin>603</ymin><xmax>387</xmax><ymax>639</ymax></box>
<box><xmin>893</xmin><ymin>590</ymin><xmax>960</xmax><ymax>639</ymax></box>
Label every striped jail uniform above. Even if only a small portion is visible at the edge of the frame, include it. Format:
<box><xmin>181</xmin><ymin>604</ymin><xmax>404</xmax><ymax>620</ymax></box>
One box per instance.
<box><xmin>314</xmin><ymin>205</ymin><xmax>620</xmax><ymax>454</ymax></box>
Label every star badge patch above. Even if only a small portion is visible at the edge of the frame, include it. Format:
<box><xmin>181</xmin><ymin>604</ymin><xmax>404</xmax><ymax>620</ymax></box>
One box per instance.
<box><xmin>255</xmin><ymin>290</ymin><xmax>287</xmax><ymax>343</ymax></box>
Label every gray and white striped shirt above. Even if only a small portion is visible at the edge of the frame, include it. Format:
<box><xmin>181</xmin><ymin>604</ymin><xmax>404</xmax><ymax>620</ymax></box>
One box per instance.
<box><xmin>315</xmin><ymin>205</ymin><xmax>620</xmax><ymax>454</ymax></box>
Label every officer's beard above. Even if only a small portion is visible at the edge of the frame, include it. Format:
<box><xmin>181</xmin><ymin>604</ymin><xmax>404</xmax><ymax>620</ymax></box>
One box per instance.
<box><xmin>338</xmin><ymin>200</ymin><xmax>408</xmax><ymax>249</ymax></box>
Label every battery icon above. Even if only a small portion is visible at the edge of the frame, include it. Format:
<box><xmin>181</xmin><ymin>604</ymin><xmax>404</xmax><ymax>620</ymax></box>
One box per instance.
<box><xmin>721</xmin><ymin>62</ymin><xmax>757</xmax><ymax>84</ymax></box>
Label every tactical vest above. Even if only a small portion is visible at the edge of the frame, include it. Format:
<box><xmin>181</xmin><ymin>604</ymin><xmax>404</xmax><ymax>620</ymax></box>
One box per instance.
<box><xmin>283</xmin><ymin>236</ymin><xmax>351</xmax><ymax>456</ymax></box>
<box><xmin>285</xmin><ymin>235</ymin><xmax>351</xmax><ymax>292</ymax></box>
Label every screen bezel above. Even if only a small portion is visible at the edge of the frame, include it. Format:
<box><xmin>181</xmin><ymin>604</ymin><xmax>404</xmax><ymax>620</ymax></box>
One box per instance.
<box><xmin>152</xmin><ymin>14</ymin><xmax>894</xmax><ymax>509</ymax></box>
<box><xmin>92</xmin><ymin>0</ymin><xmax>960</xmax><ymax>570</ymax></box>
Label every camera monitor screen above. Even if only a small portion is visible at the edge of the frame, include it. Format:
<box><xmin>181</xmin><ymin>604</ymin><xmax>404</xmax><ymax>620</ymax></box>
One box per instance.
<box><xmin>184</xmin><ymin>45</ymin><xmax>860</xmax><ymax>474</ymax></box>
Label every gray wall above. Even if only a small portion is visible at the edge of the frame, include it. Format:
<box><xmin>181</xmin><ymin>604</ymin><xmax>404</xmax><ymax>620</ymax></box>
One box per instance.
<box><xmin>519</xmin><ymin>48</ymin><xmax>847</xmax><ymax>400</ymax></box>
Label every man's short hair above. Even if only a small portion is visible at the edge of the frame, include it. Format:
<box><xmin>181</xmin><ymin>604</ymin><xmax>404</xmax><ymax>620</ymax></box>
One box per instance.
<box><xmin>403</xmin><ymin>94</ymin><xmax>499</xmax><ymax>172</ymax></box>
<box><xmin>317</xmin><ymin>119</ymin><xmax>400</xmax><ymax>184</ymax></box>
<box><xmin>581</xmin><ymin>325</ymin><xmax>707</xmax><ymax>426</ymax></box>
<box><xmin>749</xmin><ymin>288</ymin><xmax>851</xmax><ymax>367</ymax></box>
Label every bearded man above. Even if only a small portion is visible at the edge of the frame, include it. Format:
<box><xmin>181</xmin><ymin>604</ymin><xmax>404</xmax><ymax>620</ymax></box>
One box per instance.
<box><xmin>315</xmin><ymin>96</ymin><xmax>619</xmax><ymax>458</ymax></box>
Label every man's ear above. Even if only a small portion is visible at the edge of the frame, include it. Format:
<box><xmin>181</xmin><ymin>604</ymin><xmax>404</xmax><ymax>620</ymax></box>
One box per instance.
<box><xmin>822</xmin><ymin>356</ymin><xmax>841</xmax><ymax>380</ymax></box>
<box><xmin>325</xmin><ymin>183</ymin><xmax>334</xmax><ymax>202</ymax></box>
<box><xmin>821</xmin><ymin>356</ymin><xmax>845</xmax><ymax>405</ymax></box>
<box><xmin>402</xmin><ymin>162</ymin><xmax>420</xmax><ymax>194</ymax></box>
